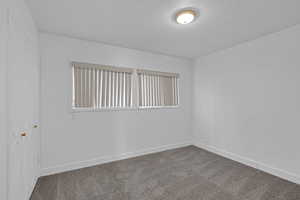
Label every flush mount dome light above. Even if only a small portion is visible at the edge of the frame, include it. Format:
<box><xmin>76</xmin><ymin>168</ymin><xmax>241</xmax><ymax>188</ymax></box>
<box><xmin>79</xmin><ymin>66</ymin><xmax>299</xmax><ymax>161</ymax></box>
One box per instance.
<box><xmin>175</xmin><ymin>9</ymin><xmax>197</xmax><ymax>24</ymax></box>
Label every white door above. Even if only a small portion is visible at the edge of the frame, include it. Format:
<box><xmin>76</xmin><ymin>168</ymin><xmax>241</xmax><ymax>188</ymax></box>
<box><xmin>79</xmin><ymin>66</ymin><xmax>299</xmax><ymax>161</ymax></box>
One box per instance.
<box><xmin>7</xmin><ymin>2</ymin><xmax>40</xmax><ymax>200</ymax></box>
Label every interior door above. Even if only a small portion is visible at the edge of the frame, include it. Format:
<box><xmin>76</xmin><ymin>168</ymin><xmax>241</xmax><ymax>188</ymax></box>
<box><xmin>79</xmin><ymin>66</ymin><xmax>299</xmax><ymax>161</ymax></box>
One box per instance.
<box><xmin>7</xmin><ymin>3</ymin><xmax>40</xmax><ymax>200</ymax></box>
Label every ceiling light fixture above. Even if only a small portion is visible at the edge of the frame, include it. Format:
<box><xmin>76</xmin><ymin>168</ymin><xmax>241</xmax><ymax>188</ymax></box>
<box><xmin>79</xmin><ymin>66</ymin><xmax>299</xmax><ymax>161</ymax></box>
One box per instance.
<box><xmin>175</xmin><ymin>9</ymin><xmax>197</xmax><ymax>25</ymax></box>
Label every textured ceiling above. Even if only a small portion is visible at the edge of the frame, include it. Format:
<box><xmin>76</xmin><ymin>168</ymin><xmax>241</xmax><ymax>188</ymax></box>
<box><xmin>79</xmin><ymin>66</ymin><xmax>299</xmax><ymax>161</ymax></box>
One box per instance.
<box><xmin>26</xmin><ymin>0</ymin><xmax>300</xmax><ymax>58</ymax></box>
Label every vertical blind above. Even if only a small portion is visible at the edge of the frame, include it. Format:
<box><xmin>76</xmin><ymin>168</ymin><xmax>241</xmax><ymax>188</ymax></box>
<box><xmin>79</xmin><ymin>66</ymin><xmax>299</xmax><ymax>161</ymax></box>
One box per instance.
<box><xmin>72</xmin><ymin>62</ymin><xmax>179</xmax><ymax>109</ymax></box>
<box><xmin>72</xmin><ymin>63</ymin><xmax>133</xmax><ymax>109</ymax></box>
<box><xmin>137</xmin><ymin>70</ymin><xmax>179</xmax><ymax>107</ymax></box>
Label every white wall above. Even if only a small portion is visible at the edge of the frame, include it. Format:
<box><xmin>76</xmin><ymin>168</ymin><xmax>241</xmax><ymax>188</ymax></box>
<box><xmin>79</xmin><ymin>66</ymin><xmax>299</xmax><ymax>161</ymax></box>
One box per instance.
<box><xmin>40</xmin><ymin>33</ymin><xmax>193</xmax><ymax>175</ymax></box>
<box><xmin>0</xmin><ymin>1</ymin><xmax>9</xmax><ymax>199</ymax></box>
<box><xmin>193</xmin><ymin>24</ymin><xmax>300</xmax><ymax>183</ymax></box>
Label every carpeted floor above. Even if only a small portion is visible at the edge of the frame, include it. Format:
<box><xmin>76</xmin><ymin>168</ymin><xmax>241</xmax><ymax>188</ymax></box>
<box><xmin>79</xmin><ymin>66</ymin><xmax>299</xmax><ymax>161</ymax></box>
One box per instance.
<box><xmin>30</xmin><ymin>146</ymin><xmax>300</xmax><ymax>200</ymax></box>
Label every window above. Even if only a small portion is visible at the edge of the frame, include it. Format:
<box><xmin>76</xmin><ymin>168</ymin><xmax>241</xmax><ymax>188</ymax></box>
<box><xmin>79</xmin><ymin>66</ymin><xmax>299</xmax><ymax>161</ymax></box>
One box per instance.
<box><xmin>72</xmin><ymin>62</ymin><xmax>133</xmax><ymax>109</ymax></box>
<box><xmin>72</xmin><ymin>62</ymin><xmax>179</xmax><ymax>111</ymax></box>
<box><xmin>137</xmin><ymin>69</ymin><xmax>179</xmax><ymax>107</ymax></box>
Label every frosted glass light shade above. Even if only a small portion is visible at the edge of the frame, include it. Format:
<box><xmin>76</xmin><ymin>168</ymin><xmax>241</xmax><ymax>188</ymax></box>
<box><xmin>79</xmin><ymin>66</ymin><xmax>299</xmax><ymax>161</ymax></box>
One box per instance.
<box><xmin>176</xmin><ymin>10</ymin><xmax>196</xmax><ymax>24</ymax></box>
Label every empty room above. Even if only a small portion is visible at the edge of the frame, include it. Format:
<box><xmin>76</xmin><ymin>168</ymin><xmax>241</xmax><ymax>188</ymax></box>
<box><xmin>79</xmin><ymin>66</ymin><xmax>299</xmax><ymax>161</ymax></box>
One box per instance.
<box><xmin>1</xmin><ymin>0</ymin><xmax>300</xmax><ymax>199</ymax></box>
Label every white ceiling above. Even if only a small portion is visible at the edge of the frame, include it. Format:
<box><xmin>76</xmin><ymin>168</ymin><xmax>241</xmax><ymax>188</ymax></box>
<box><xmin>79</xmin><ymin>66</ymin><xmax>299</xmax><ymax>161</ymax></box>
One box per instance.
<box><xmin>26</xmin><ymin>0</ymin><xmax>300</xmax><ymax>59</ymax></box>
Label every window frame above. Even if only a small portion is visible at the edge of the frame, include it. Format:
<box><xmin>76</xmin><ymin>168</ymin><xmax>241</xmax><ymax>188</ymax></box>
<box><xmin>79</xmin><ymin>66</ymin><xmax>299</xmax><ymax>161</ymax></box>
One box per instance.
<box><xmin>70</xmin><ymin>62</ymin><xmax>180</xmax><ymax>112</ymax></box>
<box><xmin>137</xmin><ymin>70</ymin><xmax>180</xmax><ymax>109</ymax></box>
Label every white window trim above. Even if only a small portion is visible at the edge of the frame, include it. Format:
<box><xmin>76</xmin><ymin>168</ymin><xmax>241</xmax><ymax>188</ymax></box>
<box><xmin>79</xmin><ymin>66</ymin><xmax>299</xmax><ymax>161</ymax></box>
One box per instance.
<box><xmin>71</xmin><ymin>105</ymin><xmax>180</xmax><ymax>113</ymax></box>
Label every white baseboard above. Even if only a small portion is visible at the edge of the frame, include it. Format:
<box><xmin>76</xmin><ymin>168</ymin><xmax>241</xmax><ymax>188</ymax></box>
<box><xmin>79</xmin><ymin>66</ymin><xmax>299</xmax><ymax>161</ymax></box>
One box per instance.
<box><xmin>194</xmin><ymin>141</ymin><xmax>300</xmax><ymax>185</ymax></box>
<box><xmin>40</xmin><ymin>140</ymin><xmax>300</xmax><ymax>185</ymax></box>
<box><xmin>41</xmin><ymin>141</ymin><xmax>192</xmax><ymax>176</ymax></box>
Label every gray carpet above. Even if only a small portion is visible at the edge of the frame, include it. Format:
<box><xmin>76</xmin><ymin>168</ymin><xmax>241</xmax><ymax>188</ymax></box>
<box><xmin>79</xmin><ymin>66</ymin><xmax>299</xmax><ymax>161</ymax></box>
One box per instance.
<box><xmin>30</xmin><ymin>146</ymin><xmax>300</xmax><ymax>200</ymax></box>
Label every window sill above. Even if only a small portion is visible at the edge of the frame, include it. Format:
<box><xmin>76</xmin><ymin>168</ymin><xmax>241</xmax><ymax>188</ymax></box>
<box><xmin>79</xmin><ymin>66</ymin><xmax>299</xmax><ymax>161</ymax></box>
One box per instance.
<box><xmin>138</xmin><ymin>106</ymin><xmax>179</xmax><ymax>110</ymax></box>
<box><xmin>71</xmin><ymin>106</ymin><xmax>179</xmax><ymax>113</ymax></box>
